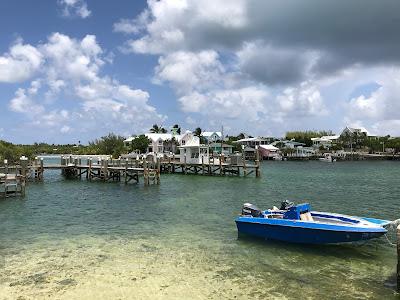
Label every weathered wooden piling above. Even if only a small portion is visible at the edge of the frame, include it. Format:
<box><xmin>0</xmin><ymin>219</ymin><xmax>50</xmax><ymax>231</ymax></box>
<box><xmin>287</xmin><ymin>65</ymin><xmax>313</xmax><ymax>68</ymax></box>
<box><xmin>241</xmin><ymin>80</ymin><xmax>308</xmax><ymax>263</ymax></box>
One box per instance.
<box><xmin>255</xmin><ymin>148</ymin><xmax>261</xmax><ymax>178</ymax></box>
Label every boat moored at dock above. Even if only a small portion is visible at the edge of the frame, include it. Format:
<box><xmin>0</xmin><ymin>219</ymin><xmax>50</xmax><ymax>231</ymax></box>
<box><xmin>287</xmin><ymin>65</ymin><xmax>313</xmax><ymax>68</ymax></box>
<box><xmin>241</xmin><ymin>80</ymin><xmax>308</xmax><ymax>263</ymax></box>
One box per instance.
<box><xmin>235</xmin><ymin>201</ymin><xmax>390</xmax><ymax>244</ymax></box>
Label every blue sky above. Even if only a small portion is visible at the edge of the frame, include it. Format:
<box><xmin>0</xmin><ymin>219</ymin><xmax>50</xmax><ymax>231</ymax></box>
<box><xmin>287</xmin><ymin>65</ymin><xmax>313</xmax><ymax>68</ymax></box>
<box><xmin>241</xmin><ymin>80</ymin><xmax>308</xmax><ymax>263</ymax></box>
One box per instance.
<box><xmin>1</xmin><ymin>0</ymin><xmax>400</xmax><ymax>144</ymax></box>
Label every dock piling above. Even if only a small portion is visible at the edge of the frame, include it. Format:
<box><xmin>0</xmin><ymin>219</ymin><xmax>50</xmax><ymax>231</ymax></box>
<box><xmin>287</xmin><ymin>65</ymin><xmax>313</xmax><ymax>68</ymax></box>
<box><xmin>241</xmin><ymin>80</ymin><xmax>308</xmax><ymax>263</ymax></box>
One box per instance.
<box><xmin>397</xmin><ymin>225</ymin><xmax>400</xmax><ymax>292</ymax></box>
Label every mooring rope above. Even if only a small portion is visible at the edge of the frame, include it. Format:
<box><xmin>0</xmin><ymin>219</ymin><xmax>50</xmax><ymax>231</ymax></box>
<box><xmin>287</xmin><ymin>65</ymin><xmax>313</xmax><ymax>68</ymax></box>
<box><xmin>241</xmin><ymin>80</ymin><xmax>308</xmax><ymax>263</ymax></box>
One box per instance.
<box><xmin>384</xmin><ymin>234</ymin><xmax>397</xmax><ymax>246</ymax></box>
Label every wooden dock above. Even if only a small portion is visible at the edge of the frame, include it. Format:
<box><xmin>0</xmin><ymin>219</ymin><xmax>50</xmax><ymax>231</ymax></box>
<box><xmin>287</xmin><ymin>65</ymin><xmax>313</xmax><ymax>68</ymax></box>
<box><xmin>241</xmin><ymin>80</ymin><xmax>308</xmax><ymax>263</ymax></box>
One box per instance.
<box><xmin>31</xmin><ymin>156</ymin><xmax>161</xmax><ymax>185</ymax></box>
<box><xmin>0</xmin><ymin>153</ymin><xmax>261</xmax><ymax>198</ymax></box>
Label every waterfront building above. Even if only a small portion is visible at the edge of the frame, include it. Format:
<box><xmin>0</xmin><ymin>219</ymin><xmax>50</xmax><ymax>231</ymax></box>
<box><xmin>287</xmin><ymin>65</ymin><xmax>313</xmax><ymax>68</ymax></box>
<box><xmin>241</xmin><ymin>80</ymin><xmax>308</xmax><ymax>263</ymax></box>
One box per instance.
<box><xmin>311</xmin><ymin>135</ymin><xmax>340</xmax><ymax>149</ymax></box>
<box><xmin>258</xmin><ymin>144</ymin><xmax>280</xmax><ymax>159</ymax></box>
<box><xmin>272</xmin><ymin>140</ymin><xmax>306</xmax><ymax>149</ymax></box>
<box><xmin>236</xmin><ymin>136</ymin><xmax>276</xmax><ymax>148</ymax></box>
<box><xmin>339</xmin><ymin>126</ymin><xmax>377</xmax><ymax>150</ymax></box>
<box><xmin>124</xmin><ymin>131</ymin><xmax>196</xmax><ymax>154</ymax></box>
<box><xmin>179</xmin><ymin>134</ymin><xmax>210</xmax><ymax>164</ymax></box>
<box><xmin>209</xmin><ymin>143</ymin><xmax>234</xmax><ymax>155</ymax></box>
<box><xmin>201</xmin><ymin>131</ymin><xmax>222</xmax><ymax>143</ymax></box>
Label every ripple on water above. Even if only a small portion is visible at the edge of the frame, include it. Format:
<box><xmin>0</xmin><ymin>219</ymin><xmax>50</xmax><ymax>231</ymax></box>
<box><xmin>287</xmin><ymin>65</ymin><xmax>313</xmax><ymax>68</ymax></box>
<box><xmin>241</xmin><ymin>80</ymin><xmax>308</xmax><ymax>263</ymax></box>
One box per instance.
<box><xmin>0</xmin><ymin>161</ymin><xmax>399</xmax><ymax>299</ymax></box>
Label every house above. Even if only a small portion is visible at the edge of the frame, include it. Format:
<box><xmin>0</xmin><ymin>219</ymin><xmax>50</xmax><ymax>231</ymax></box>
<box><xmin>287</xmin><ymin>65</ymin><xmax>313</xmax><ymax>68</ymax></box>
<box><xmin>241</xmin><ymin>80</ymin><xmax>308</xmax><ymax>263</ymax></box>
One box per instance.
<box><xmin>201</xmin><ymin>131</ymin><xmax>222</xmax><ymax>143</ymax></box>
<box><xmin>311</xmin><ymin>135</ymin><xmax>340</xmax><ymax>149</ymax></box>
<box><xmin>236</xmin><ymin>136</ymin><xmax>276</xmax><ymax>148</ymax></box>
<box><xmin>293</xmin><ymin>147</ymin><xmax>315</xmax><ymax>157</ymax></box>
<box><xmin>209</xmin><ymin>143</ymin><xmax>234</xmax><ymax>155</ymax></box>
<box><xmin>142</xmin><ymin>133</ymin><xmax>179</xmax><ymax>154</ymax></box>
<box><xmin>272</xmin><ymin>140</ymin><xmax>306</xmax><ymax>149</ymax></box>
<box><xmin>179</xmin><ymin>134</ymin><xmax>210</xmax><ymax>164</ymax></box>
<box><xmin>339</xmin><ymin>126</ymin><xmax>377</xmax><ymax>149</ymax></box>
<box><xmin>258</xmin><ymin>144</ymin><xmax>280</xmax><ymax>159</ymax></box>
<box><xmin>123</xmin><ymin>136</ymin><xmax>136</xmax><ymax>148</ymax></box>
<box><xmin>124</xmin><ymin>131</ymin><xmax>195</xmax><ymax>154</ymax></box>
<box><xmin>243</xmin><ymin>146</ymin><xmax>256</xmax><ymax>160</ymax></box>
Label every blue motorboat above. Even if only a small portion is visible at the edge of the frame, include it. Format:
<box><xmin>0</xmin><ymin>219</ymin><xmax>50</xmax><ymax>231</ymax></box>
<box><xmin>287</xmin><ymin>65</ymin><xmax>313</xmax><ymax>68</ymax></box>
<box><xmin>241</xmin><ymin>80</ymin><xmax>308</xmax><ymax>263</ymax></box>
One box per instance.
<box><xmin>235</xmin><ymin>201</ymin><xmax>391</xmax><ymax>244</ymax></box>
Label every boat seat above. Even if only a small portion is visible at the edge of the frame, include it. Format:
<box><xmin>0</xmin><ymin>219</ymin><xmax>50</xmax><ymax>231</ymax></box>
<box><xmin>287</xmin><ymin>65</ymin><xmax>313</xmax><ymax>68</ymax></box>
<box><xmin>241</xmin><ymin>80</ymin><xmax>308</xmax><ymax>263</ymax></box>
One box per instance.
<box><xmin>300</xmin><ymin>212</ymin><xmax>314</xmax><ymax>222</ymax></box>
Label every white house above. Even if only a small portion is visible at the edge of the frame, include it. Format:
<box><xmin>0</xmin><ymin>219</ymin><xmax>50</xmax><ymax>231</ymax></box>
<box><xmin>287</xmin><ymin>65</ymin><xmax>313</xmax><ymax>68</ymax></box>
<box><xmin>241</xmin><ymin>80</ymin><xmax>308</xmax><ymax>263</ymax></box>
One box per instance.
<box><xmin>124</xmin><ymin>131</ymin><xmax>195</xmax><ymax>154</ymax></box>
<box><xmin>236</xmin><ymin>137</ymin><xmax>276</xmax><ymax>147</ymax></box>
<box><xmin>311</xmin><ymin>135</ymin><xmax>340</xmax><ymax>149</ymax></box>
<box><xmin>179</xmin><ymin>134</ymin><xmax>211</xmax><ymax>164</ymax></box>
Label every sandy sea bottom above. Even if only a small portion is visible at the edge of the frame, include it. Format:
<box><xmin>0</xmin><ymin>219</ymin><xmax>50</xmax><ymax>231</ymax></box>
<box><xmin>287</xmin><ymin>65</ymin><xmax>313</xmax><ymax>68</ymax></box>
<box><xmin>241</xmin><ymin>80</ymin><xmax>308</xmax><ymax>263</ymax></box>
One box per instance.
<box><xmin>1</xmin><ymin>161</ymin><xmax>399</xmax><ymax>299</ymax></box>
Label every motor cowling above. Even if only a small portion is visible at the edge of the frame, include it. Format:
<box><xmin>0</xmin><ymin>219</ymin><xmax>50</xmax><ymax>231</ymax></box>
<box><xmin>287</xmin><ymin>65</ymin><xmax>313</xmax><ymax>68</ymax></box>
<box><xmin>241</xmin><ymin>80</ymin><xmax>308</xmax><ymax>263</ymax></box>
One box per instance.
<box><xmin>242</xmin><ymin>203</ymin><xmax>262</xmax><ymax>217</ymax></box>
<box><xmin>280</xmin><ymin>200</ymin><xmax>295</xmax><ymax>210</ymax></box>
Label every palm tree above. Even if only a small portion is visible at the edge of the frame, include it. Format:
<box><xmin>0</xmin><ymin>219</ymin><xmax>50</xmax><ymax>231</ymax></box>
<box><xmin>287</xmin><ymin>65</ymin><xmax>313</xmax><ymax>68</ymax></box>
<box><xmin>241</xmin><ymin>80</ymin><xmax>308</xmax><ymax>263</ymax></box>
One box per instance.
<box><xmin>150</xmin><ymin>124</ymin><xmax>167</xmax><ymax>133</ymax></box>
<box><xmin>194</xmin><ymin>127</ymin><xmax>202</xmax><ymax>137</ymax></box>
<box><xmin>150</xmin><ymin>124</ymin><xmax>160</xmax><ymax>133</ymax></box>
<box><xmin>172</xmin><ymin>124</ymin><xmax>181</xmax><ymax>134</ymax></box>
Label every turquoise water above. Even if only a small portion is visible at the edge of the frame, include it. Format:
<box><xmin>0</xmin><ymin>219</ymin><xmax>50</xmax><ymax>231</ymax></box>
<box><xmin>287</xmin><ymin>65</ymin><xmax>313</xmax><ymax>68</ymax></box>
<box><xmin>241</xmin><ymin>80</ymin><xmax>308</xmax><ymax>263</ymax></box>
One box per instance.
<box><xmin>1</xmin><ymin>161</ymin><xmax>399</xmax><ymax>299</ymax></box>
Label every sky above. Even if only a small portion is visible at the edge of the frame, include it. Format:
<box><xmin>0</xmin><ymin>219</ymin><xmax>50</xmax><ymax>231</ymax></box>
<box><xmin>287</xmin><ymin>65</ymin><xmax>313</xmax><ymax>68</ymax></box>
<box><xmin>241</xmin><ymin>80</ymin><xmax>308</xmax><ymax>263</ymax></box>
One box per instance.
<box><xmin>1</xmin><ymin>0</ymin><xmax>400</xmax><ymax>144</ymax></box>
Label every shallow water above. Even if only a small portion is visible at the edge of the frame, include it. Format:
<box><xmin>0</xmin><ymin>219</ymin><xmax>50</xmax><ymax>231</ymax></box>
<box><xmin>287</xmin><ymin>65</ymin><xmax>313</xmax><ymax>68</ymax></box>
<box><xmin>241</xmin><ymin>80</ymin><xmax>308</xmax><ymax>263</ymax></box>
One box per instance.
<box><xmin>1</xmin><ymin>160</ymin><xmax>399</xmax><ymax>299</ymax></box>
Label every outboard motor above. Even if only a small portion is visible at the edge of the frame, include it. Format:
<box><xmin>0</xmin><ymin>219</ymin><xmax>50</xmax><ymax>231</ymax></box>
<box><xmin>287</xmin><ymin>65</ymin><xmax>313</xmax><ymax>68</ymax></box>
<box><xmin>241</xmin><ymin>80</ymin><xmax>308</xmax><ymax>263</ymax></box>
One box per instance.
<box><xmin>242</xmin><ymin>203</ymin><xmax>263</xmax><ymax>217</ymax></box>
<box><xmin>280</xmin><ymin>200</ymin><xmax>295</xmax><ymax>210</ymax></box>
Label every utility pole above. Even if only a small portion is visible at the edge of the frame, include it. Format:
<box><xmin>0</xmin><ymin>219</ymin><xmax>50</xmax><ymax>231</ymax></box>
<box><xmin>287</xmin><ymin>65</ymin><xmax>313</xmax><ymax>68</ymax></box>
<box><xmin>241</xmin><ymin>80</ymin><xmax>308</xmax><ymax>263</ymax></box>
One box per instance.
<box><xmin>221</xmin><ymin>125</ymin><xmax>224</xmax><ymax>155</ymax></box>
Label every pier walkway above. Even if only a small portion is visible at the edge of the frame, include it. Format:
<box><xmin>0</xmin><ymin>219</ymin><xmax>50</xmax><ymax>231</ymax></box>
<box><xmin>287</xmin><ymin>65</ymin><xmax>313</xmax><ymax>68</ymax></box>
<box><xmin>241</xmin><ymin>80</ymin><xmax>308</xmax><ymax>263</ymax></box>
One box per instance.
<box><xmin>0</xmin><ymin>153</ymin><xmax>261</xmax><ymax>198</ymax></box>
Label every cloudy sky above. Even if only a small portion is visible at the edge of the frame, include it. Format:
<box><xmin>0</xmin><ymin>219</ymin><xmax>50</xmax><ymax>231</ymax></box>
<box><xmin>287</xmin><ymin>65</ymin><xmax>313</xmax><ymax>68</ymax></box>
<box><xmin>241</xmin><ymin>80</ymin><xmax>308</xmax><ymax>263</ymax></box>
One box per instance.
<box><xmin>1</xmin><ymin>0</ymin><xmax>400</xmax><ymax>144</ymax></box>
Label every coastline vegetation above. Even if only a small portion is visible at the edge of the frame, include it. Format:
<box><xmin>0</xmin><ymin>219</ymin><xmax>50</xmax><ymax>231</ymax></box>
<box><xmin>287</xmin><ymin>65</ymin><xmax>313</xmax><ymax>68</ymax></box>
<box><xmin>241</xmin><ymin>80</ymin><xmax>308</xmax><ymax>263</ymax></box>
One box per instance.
<box><xmin>0</xmin><ymin>133</ymin><xmax>126</xmax><ymax>163</ymax></box>
<box><xmin>1</xmin><ymin>129</ymin><xmax>400</xmax><ymax>164</ymax></box>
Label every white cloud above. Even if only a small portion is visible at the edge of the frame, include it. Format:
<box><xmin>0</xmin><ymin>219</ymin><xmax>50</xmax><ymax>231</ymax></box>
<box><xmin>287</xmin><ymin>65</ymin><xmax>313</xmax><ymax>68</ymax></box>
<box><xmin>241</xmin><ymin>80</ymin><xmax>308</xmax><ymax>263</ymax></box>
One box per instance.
<box><xmin>154</xmin><ymin>50</ymin><xmax>224</xmax><ymax>93</ymax></box>
<box><xmin>112</xmin><ymin>0</ymin><xmax>400</xmax><ymax>136</ymax></box>
<box><xmin>58</xmin><ymin>0</ymin><xmax>91</xmax><ymax>19</ymax></box>
<box><xmin>121</xmin><ymin>0</ymin><xmax>247</xmax><ymax>54</ymax></box>
<box><xmin>113</xmin><ymin>10</ymin><xmax>150</xmax><ymax>34</ymax></box>
<box><xmin>0</xmin><ymin>41</ymin><xmax>43</xmax><ymax>83</ymax></box>
<box><xmin>2</xmin><ymin>32</ymin><xmax>166</xmax><ymax>139</ymax></box>
<box><xmin>60</xmin><ymin>125</ymin><xmax>71</xmax><ymax>133</ymax></box>
<box><xmin>345</xmin><ymin>70</ymin><xmax>400</xmax><ymax>136</ymax></box>
<box><xmin>348</xmin><ymin>73</ymin><xmax>400</xmax><ymax>121</ymax></box>
<box><xmin>42</xmin><ymin>33</ymin><xmax>104</xmax><ymax>82</ymax></box>
<box><xmin>9</xmin><ymin>88</ymin><xmax>44</xmax><ymax>115</ymax></box>
<box><xmin>276</xmin><ymin>82</ymin><xmax>327</xmax><ymax>117</ymax></box>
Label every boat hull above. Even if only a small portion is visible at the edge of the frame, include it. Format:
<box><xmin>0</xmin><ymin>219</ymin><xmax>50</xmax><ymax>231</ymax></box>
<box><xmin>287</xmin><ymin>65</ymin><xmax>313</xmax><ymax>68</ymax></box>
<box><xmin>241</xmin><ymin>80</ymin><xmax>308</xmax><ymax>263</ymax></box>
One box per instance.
<box><xmin>235</xmin><ymin>219</ymin><xmax>386</xmax><ymax>244</ymax></box>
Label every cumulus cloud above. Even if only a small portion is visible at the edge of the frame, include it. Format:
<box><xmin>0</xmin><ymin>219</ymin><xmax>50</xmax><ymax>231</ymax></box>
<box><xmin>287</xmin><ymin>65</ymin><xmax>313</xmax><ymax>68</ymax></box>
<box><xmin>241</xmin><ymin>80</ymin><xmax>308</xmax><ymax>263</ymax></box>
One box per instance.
<box><xmin>2</xmin><ymin>32</ymin><xmax>165</xmax><ymax>139</ymax></box>
<box><xmin>236</xmin><ymin>42</ymin><xmax>317</xmax><ymax>86</ymax></box>
<box><xmin>154</xmin><ymin>50</ymin><xmax>224</xmax><ymax>93</ymax></box>
<box><xmin>277</xmin><ymin>82</ymin><xmax>327</xmax><ymax>117</ymax></box>
<box><xmin>58</xmin><ymin>0</ymin><xmax>91</xmax><ymax>19</ymax></box>
<box><xmin>120</xmin><ymin>0</ymin><xmax>400</xmax><ymax>71</ymax></box>
<box><xmin>345</xmin><ymin>71</ymin><xmax>400</xmax><ymax>135</ymax></box>
<box><xmin>113</xmin><ymin>10</ymin><xmax>150</xmax><ymax>34</ymax></box>
<box><xmin>9</xmin><ymin>88</ymin><xmax>44</xmax><ymax>115</ymax></box>
<box><xmin>113</xmin><ymin>0</ymin><xmax>400</xmax><ymax>135</ymax></box>
<box><xmin>0</xmin><ymin>41</ymin><xmax>43</xmax><ymax>83</ymax></box>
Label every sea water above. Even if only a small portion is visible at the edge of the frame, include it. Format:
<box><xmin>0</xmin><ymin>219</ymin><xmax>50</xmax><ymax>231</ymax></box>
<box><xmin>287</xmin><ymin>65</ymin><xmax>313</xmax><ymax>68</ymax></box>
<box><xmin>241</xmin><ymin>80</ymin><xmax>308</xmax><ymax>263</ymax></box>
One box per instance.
<box><xmin>0</xmin><ymin>160</ymin><xmax>399</xmax><ymax>299</ymax></box>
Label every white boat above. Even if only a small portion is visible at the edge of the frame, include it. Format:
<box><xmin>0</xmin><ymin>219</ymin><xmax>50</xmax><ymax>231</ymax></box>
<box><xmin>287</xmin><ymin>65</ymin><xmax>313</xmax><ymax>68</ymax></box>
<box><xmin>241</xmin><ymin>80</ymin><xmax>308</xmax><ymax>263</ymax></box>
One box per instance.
<box><xmin>319</xmin><ymin>153</ymin><xmax>336</xmax><ymax>162</ymax></box>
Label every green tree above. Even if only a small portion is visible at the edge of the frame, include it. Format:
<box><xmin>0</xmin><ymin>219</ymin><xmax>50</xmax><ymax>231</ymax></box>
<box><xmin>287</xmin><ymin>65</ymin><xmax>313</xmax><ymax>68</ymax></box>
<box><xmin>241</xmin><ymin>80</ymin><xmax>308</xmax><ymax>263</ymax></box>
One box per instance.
<box><xmin>194</xmin><ymin>127</ymin><xmax>202</xmax><ymax>137</ymax></box>
<box><xmin>285</xmin><ymin>130</ymin><xmax>334</xmax><ymax>147</ymax></box>
<box><xmin>171</xmin><ymin>124</ymin><xmax>181</xmax><ymax>134</ymax></box>
<box><xmin>89</xmin><ymin>133</ymin><xmax>125</xmax><ymax>158</ymax></box>
<box><xmin>131</xmin><ymin>135</ymin><xmax>151</xmax><ymax>153</ymax></box>
<box><xmin>237</xmin><ymin>133</ymin><xmax>246</xmax><ymax>140</ymax></box>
